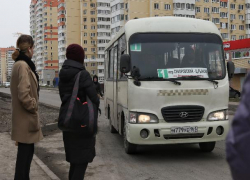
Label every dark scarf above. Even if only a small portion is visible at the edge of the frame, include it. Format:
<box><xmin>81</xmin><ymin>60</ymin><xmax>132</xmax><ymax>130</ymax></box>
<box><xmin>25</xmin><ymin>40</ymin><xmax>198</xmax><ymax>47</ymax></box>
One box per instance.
<box><xmin>15</xmin><ymin>52</ymin><xmax>40</xmax><ymax>92</ymax></box>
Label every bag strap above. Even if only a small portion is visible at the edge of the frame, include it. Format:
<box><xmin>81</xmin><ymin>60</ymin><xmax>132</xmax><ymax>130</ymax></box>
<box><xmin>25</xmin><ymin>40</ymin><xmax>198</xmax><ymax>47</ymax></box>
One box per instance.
<box><xmin>64</xmin><ymin>71</ymin><xmax>82</xmax><ymax>126</ymax></box>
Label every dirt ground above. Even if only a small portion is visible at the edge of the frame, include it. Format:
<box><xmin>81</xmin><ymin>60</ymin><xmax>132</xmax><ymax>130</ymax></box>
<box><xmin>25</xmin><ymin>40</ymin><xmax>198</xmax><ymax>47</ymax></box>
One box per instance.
<box><xmin>0</xmin><ymin>93</ymin><xmax>59</xmax><ymax>133</ymax></box>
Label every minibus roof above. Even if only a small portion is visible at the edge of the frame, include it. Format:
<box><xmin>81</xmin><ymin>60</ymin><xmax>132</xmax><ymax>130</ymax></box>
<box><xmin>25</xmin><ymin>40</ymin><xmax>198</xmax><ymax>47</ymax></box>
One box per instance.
<box><xmin>105</xmin><ymin>17</ymin><xmax>222</xmax><ymax>51</ymax></box>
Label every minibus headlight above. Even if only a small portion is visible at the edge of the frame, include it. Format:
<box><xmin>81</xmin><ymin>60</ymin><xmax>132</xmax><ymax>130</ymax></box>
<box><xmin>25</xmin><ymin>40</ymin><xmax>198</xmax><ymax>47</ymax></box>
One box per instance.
<box><xmin>208</xmin><ymin>110</ymin><xmax>228</xmax><ymax>121</ymax></box>
<box><xmin>129</xmin><ymin>112</ymin><xmax>159</xmax><ymax>123</ymax></box>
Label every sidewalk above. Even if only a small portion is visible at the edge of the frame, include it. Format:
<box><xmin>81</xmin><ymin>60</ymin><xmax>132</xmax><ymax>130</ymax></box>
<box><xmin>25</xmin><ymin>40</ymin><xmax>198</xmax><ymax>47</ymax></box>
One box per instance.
<box><xmin>0</xmin><ymin>132</ymin><xmax>52</xmax><ymax>180</ymax></box>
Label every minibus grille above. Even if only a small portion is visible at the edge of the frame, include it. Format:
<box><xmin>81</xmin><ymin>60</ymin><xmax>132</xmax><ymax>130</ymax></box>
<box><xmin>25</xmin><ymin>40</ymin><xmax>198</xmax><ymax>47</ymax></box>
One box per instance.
<box><xmin>161</xmin><ymin>106</ymin><xmax>205</xmax><ymax>122</ymax></box>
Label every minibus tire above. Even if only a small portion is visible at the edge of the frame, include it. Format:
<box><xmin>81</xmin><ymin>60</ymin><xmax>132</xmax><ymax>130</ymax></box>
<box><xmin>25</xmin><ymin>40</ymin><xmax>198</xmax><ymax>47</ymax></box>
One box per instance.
<box><xmin>123</xmin><ymin>125</ymin><xmax>137</xmax><ymax>154</ymax></box>
<box><xmin>199</xmin><ymin>142</ymin><xmax>216</xmax><ymax>152</ymax></box>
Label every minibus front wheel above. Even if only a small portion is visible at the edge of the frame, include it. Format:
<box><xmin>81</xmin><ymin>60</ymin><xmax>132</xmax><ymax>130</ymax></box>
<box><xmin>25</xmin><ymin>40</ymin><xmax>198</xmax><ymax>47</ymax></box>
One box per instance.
<box><xmin>123</xmin><ymin>125</ymin><xmax>137</xmax><ymax>154</ymax></box>
<box><xmin>199</xmin><ymin>142</ymin><xmax>216</xmax><ymax>152</ymax></box>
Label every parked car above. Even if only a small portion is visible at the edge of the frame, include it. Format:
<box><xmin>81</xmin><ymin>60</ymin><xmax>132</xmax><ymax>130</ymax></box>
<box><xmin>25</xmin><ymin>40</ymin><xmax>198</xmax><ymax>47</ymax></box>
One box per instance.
<box><xmin>5</xmin><ymin>82</ymin><xmax>10</xmax><ymax>88</ymax></box>
<box><xmin>229</xmin><ymin>87</ymin><xmax>241</xmax><ymax>98</ymax></box>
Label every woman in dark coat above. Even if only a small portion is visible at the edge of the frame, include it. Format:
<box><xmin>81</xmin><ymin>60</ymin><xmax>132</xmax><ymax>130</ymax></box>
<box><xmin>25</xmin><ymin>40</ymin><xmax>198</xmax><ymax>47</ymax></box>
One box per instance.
<box><xmin>93</xmin><ymin>75</ymin><xmax>103</xmax><ymax>98</ymax></box>
<box><xmin>58</xmin><ymin>44</ymin><xmax>99</xmax><ymax>180</ymax></box>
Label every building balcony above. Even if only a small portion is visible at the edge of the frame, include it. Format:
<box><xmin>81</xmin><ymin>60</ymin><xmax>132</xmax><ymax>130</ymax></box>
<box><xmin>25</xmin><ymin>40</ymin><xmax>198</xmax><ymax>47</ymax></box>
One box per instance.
<box><xmin>58</xmin><ymin>43</ymin><xmax>66</xmax><ymax>49</ymax></box>
<box><xmin>97</xmin><ymin>13</ymin><xmax>111</xmax><ymax>18</ymax></box>
<box><xmin>173</xmin><ymin>9</ymin><xmax>195</xmax><ymax>16</ymax></box>
<box><xmin>58</xmin><ymin>27</ymin><xmax>66</xmax><ymax>34</ymax></box>
<box><xmin>97</xmin><ymin>73</ymin><xmax>105</xmax><ymax>78</ymax></box>
<box><xmin>246</xmin><ymin>29</ymin><xmax>250</xmax><ymax>35</ymax></box>
<box><xmin>111</xmin><ymin>20</ymin><xmax>124</xmax><ymax>29</ymax></box>
<box><xmin>97</xmin><ymin>28</ymin><xmax>111</xmax><ymax>33</ymax></box>
<box><xmin>36</xmin><ymin>38</ymin><xmax>43</xmax><ymax>44</ymax></box>
<box><xmin>97</xmin><ymin>21</ymin><xmax>111</xmax><ymax>25</ymax></box>
<box><xmin>97</xmin><ymin>51</ymin><xmax>105</xmax><ymax>55</ymax></box>
<box><xmin>58</xmin><ymin>51</ymin><xmax>66</xmax><ymax>56</ymax></box>
<box><xmin>246</xmin><ymin>19</ymin><xmax>250</xmax><ymax>24</ymax></box>
<box><xmin>58</xmin><ymin>36</ymin><xmax>65</xmax><ymax>42</ymax></box>
<box><xmin>97</xmin><ymin>58</ymin><xmax>104</xmax><ymax>62</ymax></box>
<box><xmin>97</xmin><ymin>43</ymin><xmax>107</xmax><ymax>48</ymax></box>
<box><xmin>97</xmin><ymin>36</ymin><xmax>111</xmax><ymax>40</ymax></box>
<box><xmin>97</xmin><ymin>65</ymin><xmax>104</xmax><ymax>70</ymax></box>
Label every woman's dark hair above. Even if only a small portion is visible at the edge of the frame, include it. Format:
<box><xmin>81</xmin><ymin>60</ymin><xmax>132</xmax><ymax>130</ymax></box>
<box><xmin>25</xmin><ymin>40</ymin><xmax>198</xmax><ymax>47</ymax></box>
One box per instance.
<box><xmin>12</xmin><ymin>35</ymin><xmax>34</xmax><ymax>60</ymax></box>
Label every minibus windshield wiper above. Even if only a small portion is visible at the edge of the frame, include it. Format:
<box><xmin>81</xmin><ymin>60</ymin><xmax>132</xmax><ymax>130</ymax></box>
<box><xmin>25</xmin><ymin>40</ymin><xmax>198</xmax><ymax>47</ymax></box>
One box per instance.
<box><xmin>139</xmin><ymin>77</ymin><xmax>181</xmax><ymax>85</ymax></box>
<box><xmin>177</xmin><ymin>76</ymin><xmax>219</xmax><ymax>87</ymax></box>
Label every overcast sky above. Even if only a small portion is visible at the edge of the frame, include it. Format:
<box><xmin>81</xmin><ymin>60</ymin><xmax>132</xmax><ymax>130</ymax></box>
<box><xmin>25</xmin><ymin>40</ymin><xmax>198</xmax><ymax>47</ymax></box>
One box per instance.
<box><xmin>0</xmin><ymin>0</ymin><xmax>30</xmax><ymax>48</ymax></box>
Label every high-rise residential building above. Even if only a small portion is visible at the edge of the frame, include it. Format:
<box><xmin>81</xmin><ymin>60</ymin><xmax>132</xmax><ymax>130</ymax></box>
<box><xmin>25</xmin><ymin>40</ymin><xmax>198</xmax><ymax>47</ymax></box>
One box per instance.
<box><xmin>30</xmin><ymin>0</ymin><xmax>59</xmax><ymax>85</ymax></box>
<box><xmin>57</xmin><ymin>0</ymin><xmax>111</xmax><ymax>84</ymax></box>
<box><xmin>0</xmin><ymin>47</ymin><xmax>15</xmax><ymax>84</ymax></box>
<box><xmin>110</xmin><ymin>0</ymin><xmax>250</xmax><ymax>42</ymax></box>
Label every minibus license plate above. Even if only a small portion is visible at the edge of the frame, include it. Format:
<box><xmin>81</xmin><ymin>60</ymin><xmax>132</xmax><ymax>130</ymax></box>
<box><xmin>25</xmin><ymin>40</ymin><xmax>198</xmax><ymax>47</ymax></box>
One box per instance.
<box><xmin>171</xmin><ymin>126</ymin><xmax>198</xmax><ymax>134</ymax></box>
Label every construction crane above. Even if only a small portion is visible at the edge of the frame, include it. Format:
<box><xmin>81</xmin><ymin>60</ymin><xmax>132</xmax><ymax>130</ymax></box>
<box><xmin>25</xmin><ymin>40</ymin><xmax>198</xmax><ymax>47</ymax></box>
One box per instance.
<box><xmin>13</xmin><ymin>32</ymin><xmax>23</xmax><ymax>37</ymax></box>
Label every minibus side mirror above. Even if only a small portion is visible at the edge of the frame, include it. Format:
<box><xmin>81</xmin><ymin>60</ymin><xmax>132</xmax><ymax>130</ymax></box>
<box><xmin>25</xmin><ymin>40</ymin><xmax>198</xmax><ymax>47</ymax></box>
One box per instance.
<box><xmin>227</xmin><ymin>61</ymin><xmax>235</xmax><ymax>80</ymax></box>
<box><xmin>120</xmin><ymin>54</ymin><xmax>131</xmax><ymax>73</ymax></box>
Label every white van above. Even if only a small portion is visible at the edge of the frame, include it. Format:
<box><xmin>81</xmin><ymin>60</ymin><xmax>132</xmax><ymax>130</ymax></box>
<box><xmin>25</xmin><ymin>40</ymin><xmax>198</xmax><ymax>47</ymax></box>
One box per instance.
<box><xmin>104</xmin><ymin>17</ymin><xmax>235</xmax><ymax>154</ymax></box>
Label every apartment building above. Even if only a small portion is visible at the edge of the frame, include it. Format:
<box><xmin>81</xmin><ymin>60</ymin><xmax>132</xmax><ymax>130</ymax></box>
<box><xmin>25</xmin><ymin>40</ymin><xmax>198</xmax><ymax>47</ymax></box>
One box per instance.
<box><xmin>30</xmin><ymin>0</ymin><xmax>59</xmax><ymax>85</ymax></box>
<box><xmin>0</xmin><ymin>47</ymin><xmax>15</xmax><ymax>84</ymax></box>
<box><xmin>57</xmin><ymin>0</ymin><xmax>111</xmax><ymax>83</ymax></box>
<box><xmin>110</xmin><ymin>0</ymin><xmax>250</xmax><ymax>42</ymax></box>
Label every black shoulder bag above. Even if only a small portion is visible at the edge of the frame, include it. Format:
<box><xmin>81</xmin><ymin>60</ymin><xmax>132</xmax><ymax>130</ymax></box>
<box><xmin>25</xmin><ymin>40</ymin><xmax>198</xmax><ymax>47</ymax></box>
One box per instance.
<box><xmin>58</xmin><ymin>71</ymin><xmax>98</xmax><ymax>136</ymax></box>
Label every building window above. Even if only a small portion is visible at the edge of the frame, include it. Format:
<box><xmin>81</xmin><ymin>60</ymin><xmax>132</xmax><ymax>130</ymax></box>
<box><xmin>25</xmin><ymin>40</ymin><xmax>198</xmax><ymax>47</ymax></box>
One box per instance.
<box><xmin>83</xmin><ymin>3</ymin><xmax>87</xmax><ymax>7</ymax></box>
<box><xmin>91</xmin><ymin>63</ymin><xmax>95</xmax><ymax>66</ymax></box>
<box><xmin>84</xmin><ymin>33</ymin><xmax>87</xmax><ymax>36</ymax></box>
<box><xmin>239</xmin><ymin>15</ymin><xmax>244</xmax><ymax>20</ymax></box>
<box><xmin>195</xmin><ymin>7</ymin><xmax>200</xmax><ymax>13</ymax></box>
<box><xmin>83</xmin><ymin>18</ymin><xmax>87</xmax><ymax>22</ymax></box>
<box><xmin>83</xmin><ymin>10</ymin><xmax>87</xmax><ymax>15</ymax></box>
<box><xmin>212</xmin><ymin>18</ymin><xmax>219</xmax><ymax>24</ymax></box>
<box><xmin>90</xmin><ymin>3</ymin><xmax>95</xmax><ymax>8</ymax></box>
<box><xmin>239</xmin><ymin>35</ymin><xmax>245</xmax><ymax>39</ymax></box>
<box><xmin>91</xmin><ymin>41</ymin><xmax>95</xmax><ymax>45</ymax></box>
<box><xmin>84</xmin><ymin>48</ymin><xmax>87</xmax><ymax>52</ymax></box>
<box><xmin>85</xmin><ymin>63</ymin><xmax>88</xmax><ymax>67</ymax></box>
<box><xmin>220</xmin><ymin>12</ymin><xmax>228</xmax><ymax>18</ymax></box>
<box><xmin>90</xmin><ymin>11</ymin><xmax>95</xmax><ymax>15</ymax></box>
<box><xmin>212</xmin><ymin>7</ymin><xmax>219</xmax><ymax>13</ymax></box>
<box><xmin>91</xmin><ymin>48</ymin><xmax>96</xmax><ymax>52</ymax></box>
<box><xmin>204</xmin><ymin>0</ymin><xmax>209</xmax><ymax>2</ymax></box>
<box><xmin>91</xmin><ymin>26</ymin><xmax>95</xmax><ymax>30</ymax></box>
<box><xmin>230</xmin><ymin>14</ymin><xmax>236</xmax><ymax>20</ymax></box>
<box><xmin>154</xmin><ymin>3</ymin><xmax>159</xmax><ymax>9</ymax></box>
<box><xmin>84</xmin><ymin>25</ymin><xmax>87</xmax><ymax>29</ymax></box>
<box><xmin>125</xmin><ymin>15</ymin><xmax>128</xmax><ymax>21</ymax></box>
<box><xmin>91</xmin><ymin>70</ymin><xmax>95</xmax><ymax>75</ymax></box>
<box><xmin>231</xmin><ymin>35</ymin><xmax>236</xmax><ymax>40</ymax></box>
<box><xmin>84</xmin><ymin>40</ymin><xmax>87</xmax><ymax>44</ymax></box>
<box><xmin>91</xmin><ymin>18</ymin><xmax>95</xmax><ymax>22</ymax></box>
<box><xmin>220</xmin><ymin>22</ymin><xmax>228</xmax><ymax>29</ymax></box>
<box><xmin>165</xmin><ymin>4</ymin><xmax>171</xmax><ymax>10</ymax></box>
<box><xmin>220</xmin><ymin>2</ymin><xmax>227</xmax><ymax>8</ymax></box>
<box><xmin>90</xmin><ymin>33</ymin><xmax>95</xmax><ymax>37</ymax></box>
<box><xmin>221</xmin><ymin>33</ymin><xmax>229</xmax><ymax>39</ymax></box>
<box><xmin>231</xmin><ymin>24</ymin><xmax>236</xmax><ymax>30</ymax></box>
<box><xmin>239</xmin><ymin>5</ymin><xmax>244</xmax><ymax>10</ymax></box>
<box><xmin>204</xmin><ymin>7</ymin><xmax>210</xmax><ymax>13</ymax></box>
<box><xmin>239</xmin><ymin>25</ymin><xmax>244</xmax><ymax>30</ymax></box>
<box><xmin>230</xmin><ymin>4</ymin><xmax>235</xmax><ymax>9</ymax></box>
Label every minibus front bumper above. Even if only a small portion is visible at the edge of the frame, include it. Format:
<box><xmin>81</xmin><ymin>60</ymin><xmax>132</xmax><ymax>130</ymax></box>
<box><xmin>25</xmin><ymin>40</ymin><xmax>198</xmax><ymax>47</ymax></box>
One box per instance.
<box><xmin>126</xmin><ymin>120</ymin><xmax>229</xmax><ymax>145</ymax></box>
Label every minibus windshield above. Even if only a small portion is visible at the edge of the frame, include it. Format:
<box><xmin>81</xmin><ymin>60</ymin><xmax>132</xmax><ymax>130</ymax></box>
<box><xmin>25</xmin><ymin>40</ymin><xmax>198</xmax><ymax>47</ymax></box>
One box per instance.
<box><xmin>129</xmin><ymin>33</ymin><xmax>226</xmax><ymax>80</ymax></box>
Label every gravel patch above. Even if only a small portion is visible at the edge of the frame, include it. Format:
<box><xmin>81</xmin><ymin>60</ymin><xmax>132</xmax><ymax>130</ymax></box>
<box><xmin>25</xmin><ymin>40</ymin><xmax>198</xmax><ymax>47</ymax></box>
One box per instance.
<box><xmin>0</xmin><ymin>93</ymin><xmax>59</xmax><ymax>133</ymax></box>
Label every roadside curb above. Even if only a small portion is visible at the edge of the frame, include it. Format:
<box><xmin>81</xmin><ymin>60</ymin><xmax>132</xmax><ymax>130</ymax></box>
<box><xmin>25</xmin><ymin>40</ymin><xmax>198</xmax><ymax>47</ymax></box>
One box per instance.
<box><xmin>33</xmin><ymin>155</ymin><xmax>60</xmax><ymax>180</ymax></box>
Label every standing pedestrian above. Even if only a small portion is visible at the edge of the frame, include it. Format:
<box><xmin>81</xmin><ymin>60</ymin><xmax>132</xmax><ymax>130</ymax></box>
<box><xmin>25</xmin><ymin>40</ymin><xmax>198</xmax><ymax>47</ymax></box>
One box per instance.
<box><xmin>11</xmin><ymin>35</ymin><xmax>43</xmax><ymax>180</ymax></box>
<box><xmin>58</xmin><ymin>44</ymin><xmax>100</xmax><ymax>180</ymax></box>
<box><xmin>226</xmin><ymin>72</ymin><xmax>250</xmax><ymax>180</ymax></box>
<box><xmin>93</xmin><ymin>75</ymin><xmax>103</xmax><ymax>98</ymax></box>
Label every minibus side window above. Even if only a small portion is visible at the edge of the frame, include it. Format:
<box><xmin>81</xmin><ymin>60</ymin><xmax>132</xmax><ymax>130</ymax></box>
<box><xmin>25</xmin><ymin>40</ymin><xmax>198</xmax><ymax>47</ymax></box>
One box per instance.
<box><xmin>108</xmin><ymin>49</ymin><xmax>114</xmax><ymax>79</ymax></box>
<box><xmin>113</xmin><ymin>46</ymin><xmax>118</xmax><ymax>80</ymax></box>
<box><xmin>118</xmin><ymin>34</ymin><xmax>127</xmax><ymax>79</ymax></box>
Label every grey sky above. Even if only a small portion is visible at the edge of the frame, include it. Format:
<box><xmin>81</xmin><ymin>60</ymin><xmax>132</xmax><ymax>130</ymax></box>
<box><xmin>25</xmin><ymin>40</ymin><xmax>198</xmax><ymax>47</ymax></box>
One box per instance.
<box><xmin>0</xmin><ymin>0</ymin><xmax>30</xmax><ymax>48</ymax></box>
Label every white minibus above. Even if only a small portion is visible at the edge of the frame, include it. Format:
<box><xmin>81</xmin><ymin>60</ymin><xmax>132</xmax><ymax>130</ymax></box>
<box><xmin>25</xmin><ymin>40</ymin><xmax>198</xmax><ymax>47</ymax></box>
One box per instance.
<box><xmin>104</xmin><ymin>17</ymin><xmax>235</xmax><ymax>154</ymax></box>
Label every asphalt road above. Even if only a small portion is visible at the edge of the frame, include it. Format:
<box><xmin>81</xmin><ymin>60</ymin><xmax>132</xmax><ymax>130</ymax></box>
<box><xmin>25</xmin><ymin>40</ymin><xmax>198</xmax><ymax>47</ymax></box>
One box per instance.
<box><xmin>0</xmin><ymin>88</ymin><xmax>233</xmax><ymax>180</ymax></box>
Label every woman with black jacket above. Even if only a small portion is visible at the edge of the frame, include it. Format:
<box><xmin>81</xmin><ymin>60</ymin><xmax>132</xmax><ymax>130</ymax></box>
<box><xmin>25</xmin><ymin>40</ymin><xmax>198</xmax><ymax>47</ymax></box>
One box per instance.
<box><xmin>93</xmin><ymin>75</ymin><xmax>103</xmax><ymax>98</ymax></box>
<box><xmin>58</xmin><ymin>44</ymin><xmax>99</xmax><ymax>180</ymax></box>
